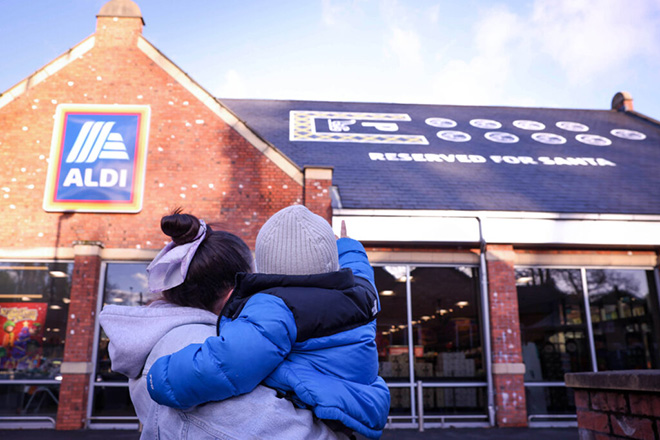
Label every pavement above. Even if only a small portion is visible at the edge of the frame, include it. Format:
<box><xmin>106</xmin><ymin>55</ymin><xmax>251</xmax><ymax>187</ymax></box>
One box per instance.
<box><xmin>0</xmin><ymin>427</ymin><xmax>579</xmax><ymax>439</ymax></box>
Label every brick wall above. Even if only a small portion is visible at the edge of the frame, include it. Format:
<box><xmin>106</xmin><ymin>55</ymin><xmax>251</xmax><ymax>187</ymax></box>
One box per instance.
<box><xmin>1</xmin><ymin>13</ymin><xmax>304</xmax><ymax>430</ymax></box>
<box><xmin>567</xmin><ymin>371</ymin><xmax>660</xmax><ymax>440</ymax></box>
<box><xmin>486</xmin><ymin>244</ymin><xmax>527</xmax><ymax>426</ymax></box>
<box><xmin>56</xmin><ymin>246</ymin><xmax>102</xmax><ymax>430</ymax></box>
<box><xmin>0</xmin><ymin>15</ymin><xmax>301</xmax><ymax>252</ymax></box>
<box><xmin>303</xmin><ymin>167</ymin><xmax>333</xmax><ymax>223</ymax></box>
<box><xmin>56</xmin><ymin>374</ymin><xmax>90</xmax><ymax>430</ymax></box>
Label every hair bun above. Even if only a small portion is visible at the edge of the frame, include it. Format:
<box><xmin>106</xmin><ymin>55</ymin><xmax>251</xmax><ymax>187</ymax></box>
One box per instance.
<box><xmin>161</xmin><ymin>211</ymin><xmax>201</xmax><ymax>245</ymax></box>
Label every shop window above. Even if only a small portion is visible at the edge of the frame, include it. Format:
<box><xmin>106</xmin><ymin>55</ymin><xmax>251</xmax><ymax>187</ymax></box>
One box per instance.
<box><xmin>375</xmin><ymin>266</ymin><xmax>410</xmax><ymax>385</ymax></box>
<box><xmin>587</xmin><ymin>269</ymin><xmax>660</xmax><ymax>371</ymax></box>
<box><xmin>376</xmin><ymin>265</ymin><xmax>485</xmax><ymax>419</ymax></box>
<box><xmin>410</xmin><ymin>267</ymin><xmax>483</xmax><ymax>381</ymax></box>
<box><xmin>0</xmin><ymin>261</ymin><xmax>73</xmax><ymax>418</ymax></box>
<box><xmin>92</xmin><ymin>262</ymin><xmax>149</xmax><ymax>420</ymax></box>
<box><xmin>424</xmin><ymin>386</ymin><xmax>486</xmax><ymax>416</ymax></box>
<box><xmin>516</xmin><ymin>268</ymin><xmax>592</xmax><ymax>383</ymax></box>
<box><xmin>524</xmin><ymin>385</ymin><xmax>576</xmax><ymax>416</ymax></box>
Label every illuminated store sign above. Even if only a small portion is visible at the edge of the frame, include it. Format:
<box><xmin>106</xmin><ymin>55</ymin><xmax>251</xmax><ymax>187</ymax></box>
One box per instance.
<box><xmin>43</xmin><ymin>104</ymin><xmax>150</xmax><ymax>213</ymax></box>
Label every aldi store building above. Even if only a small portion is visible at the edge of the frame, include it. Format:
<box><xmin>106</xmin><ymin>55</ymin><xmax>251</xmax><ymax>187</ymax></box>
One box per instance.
<box><xmin>1</xmin><ymin>0</ymin><xmax>659</xmax><ymax>431</ymax></box>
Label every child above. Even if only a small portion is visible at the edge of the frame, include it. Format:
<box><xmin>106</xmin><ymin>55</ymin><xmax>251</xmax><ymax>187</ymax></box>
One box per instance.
<box><xmin>100</xmin><ymin>211</ymin><xmax>344</xmax><ymax>439</ymax></box>
<box><xmin>148</xmin><ymin>205</ymin><xmax>390</xmax><ymax>439</ymax></box>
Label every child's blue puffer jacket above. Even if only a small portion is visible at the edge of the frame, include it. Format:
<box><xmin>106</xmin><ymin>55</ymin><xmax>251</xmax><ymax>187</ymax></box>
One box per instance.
<box><xmin>147</xmin><ymin>238</ymin><xmax>391</xmax><ymax>439</ymax></box>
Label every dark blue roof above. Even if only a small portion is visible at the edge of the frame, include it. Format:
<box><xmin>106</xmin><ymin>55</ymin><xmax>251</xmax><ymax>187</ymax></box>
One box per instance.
<box><xmin>221</xmin><ymin>99</ymin><xmax>660</xmax><ymax>215</ymax></box>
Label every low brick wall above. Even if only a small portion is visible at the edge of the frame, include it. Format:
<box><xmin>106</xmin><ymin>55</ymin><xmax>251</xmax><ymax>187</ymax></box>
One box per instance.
<box><xmin>565</xmin><ymin>371</ymin><xmax>660</xmax><ymax>440</ymax></box>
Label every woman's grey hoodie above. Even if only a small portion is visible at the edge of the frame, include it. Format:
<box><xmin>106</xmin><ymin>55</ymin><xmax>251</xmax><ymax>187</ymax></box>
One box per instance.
<box><xmin>99</xmin><ymin>301</ymin><xmax>345</xmax><ymax>440</ymax></box>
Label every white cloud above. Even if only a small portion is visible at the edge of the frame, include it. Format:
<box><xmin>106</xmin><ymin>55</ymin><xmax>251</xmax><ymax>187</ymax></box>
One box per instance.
<box><xmin>215</xmin><ymin>69</ymin><xmax>248</xmax><ymax>98</ymax></box>
<box><xmin>428</xmin><ymin>4</ymin><xmax>440</xmax><ymax>25</ymax></box>
<box><xmin>385</xmin><ymin>26</ymin><xmax>423</xmax><ymax>69</ymax></box>
<box><xmin>429</xmin><ymin>6</ymin><xmax>528</xmax><ymax>106</ymax></box>
<box><xmin>321</xmin><ymin>0</ymin><xmax>368</xmax><ymax>27</ymax></box>
<box><xmin>321</xmin><ymin>0</ymin><xmax>342</xmax><ymax>26</ymax></box>
<box><xmin>132</xmin><ymin>272</ymin><xmax>148</xmax><ymax>291</ymax></box>
<box><xmin>530</xmin><ymin>0</ymin><xmax>660</xmax><ymax>84</ymax></box>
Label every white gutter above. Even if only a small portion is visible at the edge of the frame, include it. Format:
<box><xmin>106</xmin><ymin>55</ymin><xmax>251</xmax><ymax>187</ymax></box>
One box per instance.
<box><xmin>332</xmin><ymin>209</ymin><xmax>660</xmax><ymax>247</ymax></box>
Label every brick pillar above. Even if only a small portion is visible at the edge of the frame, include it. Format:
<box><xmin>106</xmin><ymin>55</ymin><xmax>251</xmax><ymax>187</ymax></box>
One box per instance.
<box><xmin>303</xmin><ymin>166</ymin><xmax>333</xmax><ymax>223</ymax></box>
<box><xmin>56</xmin><ymin>242</ymin><xmax>103</xmax><ymax>430</ymax></box>
<box><xmin>486</xmin><ymin>244</ymin><xmax>527</xmax><ymax>427</ymax></box>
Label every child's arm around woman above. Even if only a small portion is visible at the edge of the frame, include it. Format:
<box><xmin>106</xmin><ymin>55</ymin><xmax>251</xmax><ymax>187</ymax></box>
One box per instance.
<box><xmin>147</xmin><ymin>236</ymin><xmax>377</xmax><ymax>409</ymax></box>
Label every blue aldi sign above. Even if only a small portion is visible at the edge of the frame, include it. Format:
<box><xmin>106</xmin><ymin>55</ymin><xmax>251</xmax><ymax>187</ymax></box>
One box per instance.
<box><xmin>43</xmin><ymin>104</ymin><xmax>150</xmax><ymax>212</ymax></box>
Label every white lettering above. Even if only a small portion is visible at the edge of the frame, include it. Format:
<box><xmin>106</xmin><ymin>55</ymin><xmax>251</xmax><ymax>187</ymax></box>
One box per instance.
<box><xmin>62</xmin><ymin>168</ymin><xmax>129</xmax><ymax>188</ymax></box>
<box><xmin>469</xmin><ymin>155</ymin><xmax>487</xmax><ymax>163</ymax></box>
<box><xmin>100</xmin><ymin>169</ymin><xmax>118</xmax><ymax>187</ymax></box>
<box><xmin>84</xmin><ymin>168</ymin><xmax>98</xmax><ymax>187</ymax></box>
<box><xmin>367</xmin><ymin>152</ymin><xmax>616</xmax><ymax>167</ymax></box>
<box><xmin>424</xmin><ymin>154</ymin><xmax>443</xmax><ymax>162</ymax></box>
<box><xmin>596</xmin><ymin>158</ymin><xmax>616</xmax><ymax>166</ymax></box>
<box><xmin>519</xmin><ymin>156</ymin><xmax>538</xmax><ymax>165</ymax></box>
<box><xmin>119</xmin><ymin>169</ymin><xmax>128</xmax><ymax>186</ymax></box>
<box><xmin>63</xmin><ymin>169</ymin><xmax>83</xmax><ymax>187</ymax></box>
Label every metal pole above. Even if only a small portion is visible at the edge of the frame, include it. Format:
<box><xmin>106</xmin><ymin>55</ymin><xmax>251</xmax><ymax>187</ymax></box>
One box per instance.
<box><xmin>417</xmin><ymin>381</ymin><xmax>425</xmax><ymax>432</ymax></box>
<box><xmin>405</xmin><ymin>266</ymin><xmax>416</xmax><ymax>423</ymax></box>
<box><xmin>581</xmin><ymin>268</ymin><xmax>598</xmax><ymax>372</ymax></box>
<box><xmin>477</xmin><ymin>217</ymin><xmax>496</xmax><ymax>426</ymax></box>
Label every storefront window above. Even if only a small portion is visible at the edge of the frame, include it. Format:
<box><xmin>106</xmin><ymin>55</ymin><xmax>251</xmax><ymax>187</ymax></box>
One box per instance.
<box><xmin>92</xmin><ymin>262</ymin><xmax>149</xmax><ymax>420</ymax></box>
<box><xmin>517</xmin><ymin>268</ymin><xmax>592</xmax><ymax>382</ymax></box>
<box><xmin>517</xmin><ymin>267</ymin><xmax>660</xmax><ymax>418</ymax></box>
<box><xmin>375</xmin><ymin>266</ymin><xmax>410</xmax><ymax>385</ymax></box>
<box><xmin>409</xmin><ymin>267</ymin><xmax>483</xmax><ymax>381</ymax></box>
<box><xmin>0</xmin><ymin>261</ymin><xmax>73</xmax><ymax>418</ymax></box>
<box><xmin>587</xmin><ymin>269</ymin><xmax>660</xmax><ymax>371</ymax></box>
<box><xmin>0</xmin><ymin>262</ymin><xmax>73</xmax><ymax>380</ymax></box>
<box><xmin>375</xmin><ymin>265</ymin><xmax>485</xmax><ymax>419</ymax></box>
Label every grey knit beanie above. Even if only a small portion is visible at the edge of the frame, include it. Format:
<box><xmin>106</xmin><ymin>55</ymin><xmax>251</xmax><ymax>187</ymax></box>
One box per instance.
<box><xmin>255</xmin><ymin>205</ymin><xmax>339</xmax><ymax>275</ymax></box>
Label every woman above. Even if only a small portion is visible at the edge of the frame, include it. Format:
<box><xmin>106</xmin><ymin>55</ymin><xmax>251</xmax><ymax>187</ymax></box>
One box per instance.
<box><xmin>99</xmin><ymin>211</ymin><xmax>345</xmax><ymax>440</ymax></box>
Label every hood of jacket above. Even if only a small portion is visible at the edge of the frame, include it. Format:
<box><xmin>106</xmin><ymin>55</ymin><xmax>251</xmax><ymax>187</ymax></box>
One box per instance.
<box><xmin>98</xmin><ymin>301</ymin><xmax>218</xmax><ymax>379</ymax></box>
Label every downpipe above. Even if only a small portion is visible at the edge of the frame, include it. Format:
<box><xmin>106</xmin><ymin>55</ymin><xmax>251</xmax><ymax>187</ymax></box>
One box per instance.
<box><xmin>478</xmin><ymin>217</ymin><xmax>496</xmax><ymax>426</ymax></box>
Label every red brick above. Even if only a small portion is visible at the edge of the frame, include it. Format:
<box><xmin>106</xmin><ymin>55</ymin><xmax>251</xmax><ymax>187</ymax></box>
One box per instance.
<box><xmin>577</xmin><ymin>409</ymin><xmax>610</xmax><ymax>434</ymax></box>
<box><xmin>591</xmin><ymin>391</ymin><xmax>628</xmax><ymax>413</ymax></box>
<box><xmin>610</xmin><ymin>414</ymin><xmax>653</xmax><ymax>440</ymax></box>
<box><xmin>629</xmin><ymin>393</ymin><xmax>660</xmax><ymax>418</ymax></box>
<box><xmin>575</xmin><ymin>390</ymin><xmax>590</xmax><ymax>409</ymax></box>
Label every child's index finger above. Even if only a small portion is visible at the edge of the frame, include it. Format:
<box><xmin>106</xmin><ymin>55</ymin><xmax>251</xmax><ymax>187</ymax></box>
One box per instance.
<box><xmin>340</xmin><ymin>220</ymin><xmax>348</xmax><ymax>238</ymax></box>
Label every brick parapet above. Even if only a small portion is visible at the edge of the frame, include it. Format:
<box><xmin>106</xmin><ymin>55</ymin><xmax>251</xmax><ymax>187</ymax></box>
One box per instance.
<box><xmin>567</xmin><ymin>371</ymin><xmax>660</xmax><ymax>439</ymax></box>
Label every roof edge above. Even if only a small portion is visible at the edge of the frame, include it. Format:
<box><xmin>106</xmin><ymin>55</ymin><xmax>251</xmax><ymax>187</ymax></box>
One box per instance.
<box><xmin>136</xmin><ymin>36</ymin><xmax>303</xmax><ymax>186</ymax></box>
<box><xmin>0</xmin><ymin>36</ymin><xmax>95</xmax><ymax>110</ymax></box>
<box><xmin>623</xmin><ymin>109</ymin><xmax>660</xmax><ymax>128</ymax></box>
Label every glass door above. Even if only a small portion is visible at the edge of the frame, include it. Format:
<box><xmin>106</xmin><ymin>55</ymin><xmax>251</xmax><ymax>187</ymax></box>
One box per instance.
<box><xmin>375</xmin><ymin>264</ymin><xmax>487</xmax><ymax>428</ymax></box>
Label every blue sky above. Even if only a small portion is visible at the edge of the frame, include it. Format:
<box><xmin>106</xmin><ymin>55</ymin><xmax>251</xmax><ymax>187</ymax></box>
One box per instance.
<box><xmin>2</xmin><ymin>0</ymin><xmax>660</xmax><ymax>119</ymax></box>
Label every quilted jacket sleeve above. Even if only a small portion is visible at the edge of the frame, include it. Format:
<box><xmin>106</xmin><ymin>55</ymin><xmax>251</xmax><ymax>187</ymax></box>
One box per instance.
<box><xmin>147</xmin><ymin>294</ymin><xmax>297</xmax><ymax>409</ymax></box>
<box><xmin>337</xmin><ymin>237</ymin><xmax>379</xmax><ymax>310</ymax></box>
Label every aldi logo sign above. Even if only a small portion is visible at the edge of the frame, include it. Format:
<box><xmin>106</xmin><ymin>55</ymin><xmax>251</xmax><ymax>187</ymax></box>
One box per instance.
<box><xmin>43</xmin><ymin>104</ymin><xmax>150</xmax><ymax>212</ymax></box>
